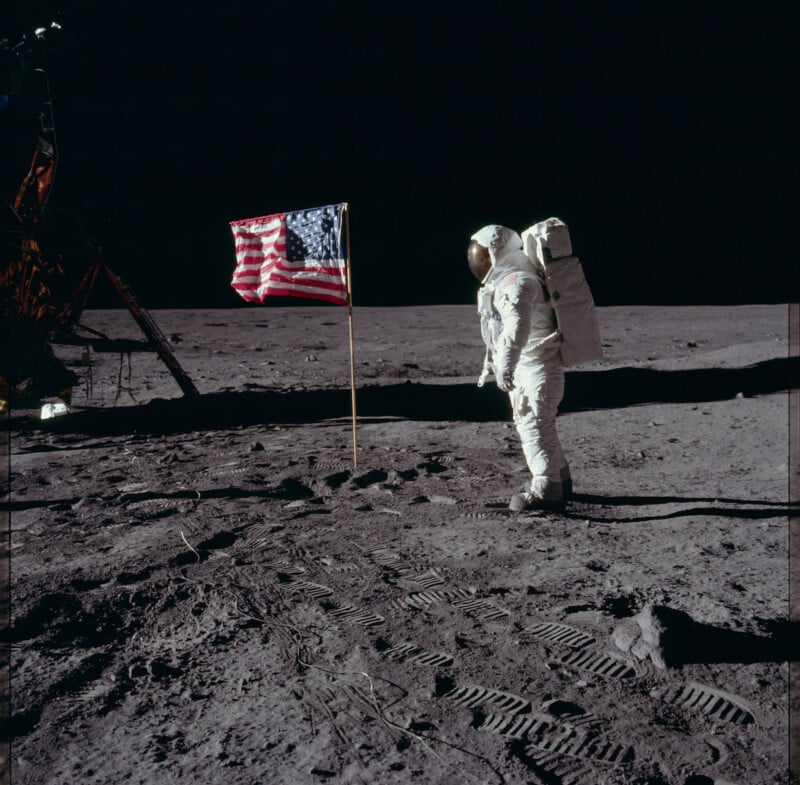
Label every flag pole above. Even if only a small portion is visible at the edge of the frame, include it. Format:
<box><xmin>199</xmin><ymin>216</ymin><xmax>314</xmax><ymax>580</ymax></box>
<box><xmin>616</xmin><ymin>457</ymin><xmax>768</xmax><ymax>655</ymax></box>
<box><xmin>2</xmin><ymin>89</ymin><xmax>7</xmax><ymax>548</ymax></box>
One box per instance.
<box><xmin>344</xmin><ymin>202</ymin><xmax>358</xmax><ymax>467</ymax></box>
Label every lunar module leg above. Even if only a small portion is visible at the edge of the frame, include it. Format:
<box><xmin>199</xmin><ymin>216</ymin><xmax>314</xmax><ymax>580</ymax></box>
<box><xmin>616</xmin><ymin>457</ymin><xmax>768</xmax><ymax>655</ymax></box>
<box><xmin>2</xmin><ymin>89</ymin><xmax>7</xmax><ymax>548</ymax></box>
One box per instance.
<box><xmin>102</xmin><ymin>266</ymin><xmax>199</xmax><ymax>399</ymax></box>
<box><xmin>57</xmin><ymin>259</ymin><xmax>199</xmax><ymax>399</ymax></box>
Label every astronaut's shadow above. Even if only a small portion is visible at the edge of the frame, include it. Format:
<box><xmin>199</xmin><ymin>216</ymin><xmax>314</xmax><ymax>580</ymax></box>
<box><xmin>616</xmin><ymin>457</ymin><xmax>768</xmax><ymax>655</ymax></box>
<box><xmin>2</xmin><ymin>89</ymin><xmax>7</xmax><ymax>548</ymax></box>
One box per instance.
<box><xmin>565</xmin><ymin>494</ymin><xmax>798</xmax><ymax>524</ymax></box>
<box><xmin>560</xmin><ymin>356</ymin><xmax>795</xmax><ymax>412</ymax></box>
<box><xmin>566</xmin><ymin>492</ymin><xmax>792</xmax><ymax>523</ymax></box>
<box><xmin>571</xmin><ymin>492</ymin><xmax>787</xmax><ymax>508</ymax></box>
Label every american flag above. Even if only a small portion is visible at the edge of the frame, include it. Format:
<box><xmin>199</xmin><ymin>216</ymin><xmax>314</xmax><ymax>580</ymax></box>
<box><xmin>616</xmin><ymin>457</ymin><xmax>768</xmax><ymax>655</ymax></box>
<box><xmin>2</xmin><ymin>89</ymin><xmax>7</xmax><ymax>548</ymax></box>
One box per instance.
<box><xmin>230</xmin><ymin>203</ymin><xmax>349</xmax><ymax>306</ymax></box>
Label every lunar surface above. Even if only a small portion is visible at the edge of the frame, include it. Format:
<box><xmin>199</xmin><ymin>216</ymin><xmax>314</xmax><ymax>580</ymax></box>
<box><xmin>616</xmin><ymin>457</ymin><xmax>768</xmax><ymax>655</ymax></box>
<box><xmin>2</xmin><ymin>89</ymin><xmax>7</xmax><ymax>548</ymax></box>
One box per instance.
<box><xmin>3</xmin><ymin>304</ymin><xmax>795</xmax><ymax>785</ymax></box>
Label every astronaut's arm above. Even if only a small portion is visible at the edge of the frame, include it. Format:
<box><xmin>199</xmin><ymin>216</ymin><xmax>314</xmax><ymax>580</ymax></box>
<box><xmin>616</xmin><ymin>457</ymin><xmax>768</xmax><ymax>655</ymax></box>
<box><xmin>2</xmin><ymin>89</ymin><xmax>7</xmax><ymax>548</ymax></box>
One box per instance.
<box><xmin>493</xmin><ymin>278</ymin><xmax>536</xmax><ymax>389</ymax></box>
<box><xmin>477</xmin><ymin>348</ymin><xmax>494</xmax><ymax>387</ymax></box>
<box><xmin>477</xmin><ymin>293</ymin><xmax>499</xmax><ymax>387</ymax></box>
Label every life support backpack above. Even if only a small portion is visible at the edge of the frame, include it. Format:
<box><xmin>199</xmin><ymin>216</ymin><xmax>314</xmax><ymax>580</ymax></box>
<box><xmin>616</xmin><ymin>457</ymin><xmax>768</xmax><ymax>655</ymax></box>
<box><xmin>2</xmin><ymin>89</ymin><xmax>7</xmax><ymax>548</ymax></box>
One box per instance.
<box><xmin>521</xmin><ymin>217</ymin><xmax>602</xmax><ymax>367</ymax></box>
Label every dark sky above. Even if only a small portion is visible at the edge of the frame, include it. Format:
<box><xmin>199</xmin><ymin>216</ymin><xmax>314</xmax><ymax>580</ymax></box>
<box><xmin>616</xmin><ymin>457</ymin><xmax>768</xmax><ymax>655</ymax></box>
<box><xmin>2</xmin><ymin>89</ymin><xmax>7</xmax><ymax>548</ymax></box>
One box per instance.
<box><xmin>2</xmin><ymin>2</ymin><xmax>796</xmax><ymax>308</ymax></box>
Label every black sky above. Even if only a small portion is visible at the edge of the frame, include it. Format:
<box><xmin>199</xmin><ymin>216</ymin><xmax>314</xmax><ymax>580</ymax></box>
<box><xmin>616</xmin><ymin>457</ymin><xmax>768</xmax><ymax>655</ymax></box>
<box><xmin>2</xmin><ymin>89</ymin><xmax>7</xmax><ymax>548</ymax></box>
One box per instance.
<box><xmin>3</xmin><ymin>2</ymin><xmax>797</xmax><ymax>308</ymax></box>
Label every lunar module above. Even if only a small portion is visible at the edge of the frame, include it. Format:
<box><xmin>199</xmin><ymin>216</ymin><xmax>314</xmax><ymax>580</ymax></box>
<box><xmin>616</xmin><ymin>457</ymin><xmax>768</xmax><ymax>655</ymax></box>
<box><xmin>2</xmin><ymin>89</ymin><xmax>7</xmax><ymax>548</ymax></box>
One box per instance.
<box><xmin>1</xmin><ymin>21</ymin><xmax>197</xmax><ymax>409</ymax></box>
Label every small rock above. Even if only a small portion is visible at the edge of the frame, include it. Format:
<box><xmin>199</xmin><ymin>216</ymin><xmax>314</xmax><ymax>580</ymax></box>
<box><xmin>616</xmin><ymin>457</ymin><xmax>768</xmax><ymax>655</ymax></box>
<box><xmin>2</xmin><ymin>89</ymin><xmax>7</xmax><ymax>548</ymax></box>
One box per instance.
<box><xmin>428</xmin><ymin>495</ymin><xmax>457</xmax><ymax>505</ymax></box>
<box><xmin>119</xmin><ymin>482</ymin><xmax>148</xmax><ymax>493</ymax></box>
<box><xmin>384</xmin><ymin>469</ymin><xmax>401</xmax><ymax>485</ymax></box>
<box><xmin>611</xmin><ymin>619</ymin><xmax>640</xmax><ymax>652</ymax></box>
<box><xmin>612</xmin><ymin>604</ymin><xmax>696</xmax><ymax>669</ymax></box>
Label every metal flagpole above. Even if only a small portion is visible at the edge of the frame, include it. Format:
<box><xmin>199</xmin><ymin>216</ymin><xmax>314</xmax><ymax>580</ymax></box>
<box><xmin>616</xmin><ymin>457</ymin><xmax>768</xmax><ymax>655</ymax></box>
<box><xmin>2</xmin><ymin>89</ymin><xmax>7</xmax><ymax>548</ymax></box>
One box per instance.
<box><xmin>343</xmin><ymin>203</ymin><xmax>358</xmax><ymax>466</ymax></box>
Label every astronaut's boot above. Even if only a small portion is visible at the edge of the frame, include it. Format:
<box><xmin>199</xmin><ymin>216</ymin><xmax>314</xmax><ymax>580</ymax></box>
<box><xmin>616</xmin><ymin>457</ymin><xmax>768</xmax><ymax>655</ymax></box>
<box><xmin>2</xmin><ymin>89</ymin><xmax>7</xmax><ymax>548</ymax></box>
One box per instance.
<box><xmin>509</xmin><ymin>492</ymin><xmax>530</xmax><ymax>513</ymax></box>
<box><xmin>509</xmin><ymin>477</ymin><xmax>565</xmax><ymax>513</ymax></box>
<box><xmin>519</xmin><ymin>475</ymin><xmax>571</xmax><ymax>503</ymax></box>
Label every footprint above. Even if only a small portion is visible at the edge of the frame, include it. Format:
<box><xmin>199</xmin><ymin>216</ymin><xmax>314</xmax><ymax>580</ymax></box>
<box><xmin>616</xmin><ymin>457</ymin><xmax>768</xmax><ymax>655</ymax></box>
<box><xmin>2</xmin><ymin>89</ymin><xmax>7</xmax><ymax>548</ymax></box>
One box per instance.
<box><xmin>405</xmin><ymin>569</ymin><xmax>445</xmax><ymax>589</ymax></box>
<box><xmin>376</xmin><ymin>641</ymin><xmax>454</xmax><ymax>667</ymax></box>
<box><xmin>525</xmin><ymin>727</ymin><xmax>634</xmax><ymax>765</ymax></box>
<box><xmin>477</xmin><ymin>711</ymin><xmax>554</xmax><ymax>740</ymax></box>
<box><xmin>283</xmin><ymin>580</ymin><xmax>334</xmax><ymax>600</ymax></box>
<box><xmin>322</xmin><ymin>603</ymin><xmax>384</xmax><ymax>627</ymax></box>
<box><xmin>524</xmin><ymin>621</ymin><xmax>596</xmax><ymax>649</ymax></box>
<box><xmin>516</xmin><ymin>745</ymin><xmax>614</xmax><ymax>783</ymax></box>
<box><xmin>443</xmin><ymin>683</ymin><xmax>531</xmax><ymax>715</ymax></box>
<box><xmin>393</xmin><ymin>588</ymin><xmax>475</xmax><ymax>611</ymax></box>
<box><xmin>650</xmin><ymin>682</ymin><xmax>756</xmax><ymax>725</ymax></box>
<box><xmin>452</xmin><ymin>596</ymin><xmax>510</xmax><ymax>622</ymax></box>
<box><xmin>559</xmin><ymin>649</ymin><xmax>638</xmax><ymax>680</ymax></box>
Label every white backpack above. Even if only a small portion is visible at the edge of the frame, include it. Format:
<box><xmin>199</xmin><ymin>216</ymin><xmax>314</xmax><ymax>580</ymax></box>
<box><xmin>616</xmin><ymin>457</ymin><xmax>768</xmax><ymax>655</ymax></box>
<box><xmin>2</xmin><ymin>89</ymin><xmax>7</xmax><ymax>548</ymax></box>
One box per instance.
<box><xmin>521</xmin><ymin>217</ymin><xmax>602</xmax><ymax>367</ymax></box>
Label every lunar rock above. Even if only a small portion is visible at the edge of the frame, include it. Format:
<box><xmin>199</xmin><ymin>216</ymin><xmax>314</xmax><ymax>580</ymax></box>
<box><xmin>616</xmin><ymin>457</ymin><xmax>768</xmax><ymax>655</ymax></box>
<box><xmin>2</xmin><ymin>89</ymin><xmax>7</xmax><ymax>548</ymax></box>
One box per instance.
<box><xmin>613</xmin><ymin>603</ymin><xmax>697</xmax><ymax>668</ymax></box>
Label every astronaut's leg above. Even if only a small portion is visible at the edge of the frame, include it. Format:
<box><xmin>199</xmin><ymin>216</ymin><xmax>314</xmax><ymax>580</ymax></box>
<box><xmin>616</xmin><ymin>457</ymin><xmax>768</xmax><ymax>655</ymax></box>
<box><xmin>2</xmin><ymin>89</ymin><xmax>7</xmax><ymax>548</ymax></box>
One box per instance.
<box><xmin>508</xmin><ymin>356</ymin><xmax>567</xmax><ymax>510</ymax></box>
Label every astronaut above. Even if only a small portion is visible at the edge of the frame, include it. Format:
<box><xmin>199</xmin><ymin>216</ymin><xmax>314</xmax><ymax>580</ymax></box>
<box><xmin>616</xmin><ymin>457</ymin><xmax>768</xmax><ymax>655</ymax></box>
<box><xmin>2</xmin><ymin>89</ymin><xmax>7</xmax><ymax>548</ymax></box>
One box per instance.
<box><xmin>468</xmin><ymin>224</ymin><xmax>571</xmax><ymax>512</ymax></box>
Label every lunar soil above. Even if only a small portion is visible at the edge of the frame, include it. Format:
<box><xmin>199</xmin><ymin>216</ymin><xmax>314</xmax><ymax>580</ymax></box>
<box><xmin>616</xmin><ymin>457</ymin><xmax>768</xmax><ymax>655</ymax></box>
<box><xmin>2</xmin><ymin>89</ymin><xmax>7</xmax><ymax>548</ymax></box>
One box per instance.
<box><xmin>3</xmin><ymin>304</ymin><xmax>795</xmax><ymax>785</ymax></box>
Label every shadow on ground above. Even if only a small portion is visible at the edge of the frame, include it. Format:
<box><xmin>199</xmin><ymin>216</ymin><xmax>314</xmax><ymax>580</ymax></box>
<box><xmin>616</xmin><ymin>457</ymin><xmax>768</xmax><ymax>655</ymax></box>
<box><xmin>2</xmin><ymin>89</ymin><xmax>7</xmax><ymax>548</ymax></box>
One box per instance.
<box><xmin>636</xmin><ymin>609</ymin><xmax>800</xmax><ymax>666</ymax></box>
<box><xmin>572</xmin><ymin>492</ymin><xmax>788</xmax><ymax>508</ymax></box>
<box><xmin>9</xmin><ymin>357</ymin><xmax>796</xmax><ymax>437</ymax></box>
<box><xmin>567</xmin><ymin>493</ymin><xmax>795</xmax><ymax>523</ymax></box>
<box><xmin>685</xmin><ymin>618</ymin><xmax>800</xmax><ymax>665</ymax></box>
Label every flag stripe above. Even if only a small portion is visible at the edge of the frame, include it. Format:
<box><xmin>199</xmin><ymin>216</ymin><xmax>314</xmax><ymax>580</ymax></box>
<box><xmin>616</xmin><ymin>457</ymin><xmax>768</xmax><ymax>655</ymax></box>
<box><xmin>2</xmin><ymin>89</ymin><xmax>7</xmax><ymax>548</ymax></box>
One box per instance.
<box><xmin>264</xmin><ymin>271</ymin><xmax>347</xmax><ymax>292</ymax></box>
<box><xmin>231</xmin><ymin>264</ymin><xmax>345</xmax><ymax>283</ymax></box>
<box><xmin>263</xmin><ymin>285</ymin><xmax>348</xmax><ymax>305</ymax></box>
<box><xmin>235</xmin><ymin>241</ymin><xmax>286</xmax><ymax>254</ymax></box>
<box><xmin>271</xmin><ymin>260</ymin><xmax>345</xmax><ymax>276</ymax></box>
<box><xmin>229</xmin><ymin>215</ymin><xmax>283</xmax><ymax>228</ymax></box>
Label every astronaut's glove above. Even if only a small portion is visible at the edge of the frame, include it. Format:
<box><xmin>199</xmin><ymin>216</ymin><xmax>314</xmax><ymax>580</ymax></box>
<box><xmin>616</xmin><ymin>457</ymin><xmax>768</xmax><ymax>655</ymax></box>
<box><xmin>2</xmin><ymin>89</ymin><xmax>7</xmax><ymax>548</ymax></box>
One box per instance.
<box><xmin>477</xmin><ymin>363</ymin><xmax>493</xmax><ymax>388</ymax></box>
<box><xmin>496</xmin><ymin>370</ymin><xmax>515</xmax><ymax>392</ymax></box>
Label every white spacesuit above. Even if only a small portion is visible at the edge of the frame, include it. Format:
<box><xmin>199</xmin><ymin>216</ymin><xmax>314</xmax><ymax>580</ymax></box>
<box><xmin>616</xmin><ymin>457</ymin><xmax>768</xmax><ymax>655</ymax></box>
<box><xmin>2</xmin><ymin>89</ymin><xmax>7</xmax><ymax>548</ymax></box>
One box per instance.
<box><xmin>469</xmin><ymin>224</ymin><xmax>571</xmax><ymax>511</ymax></box>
